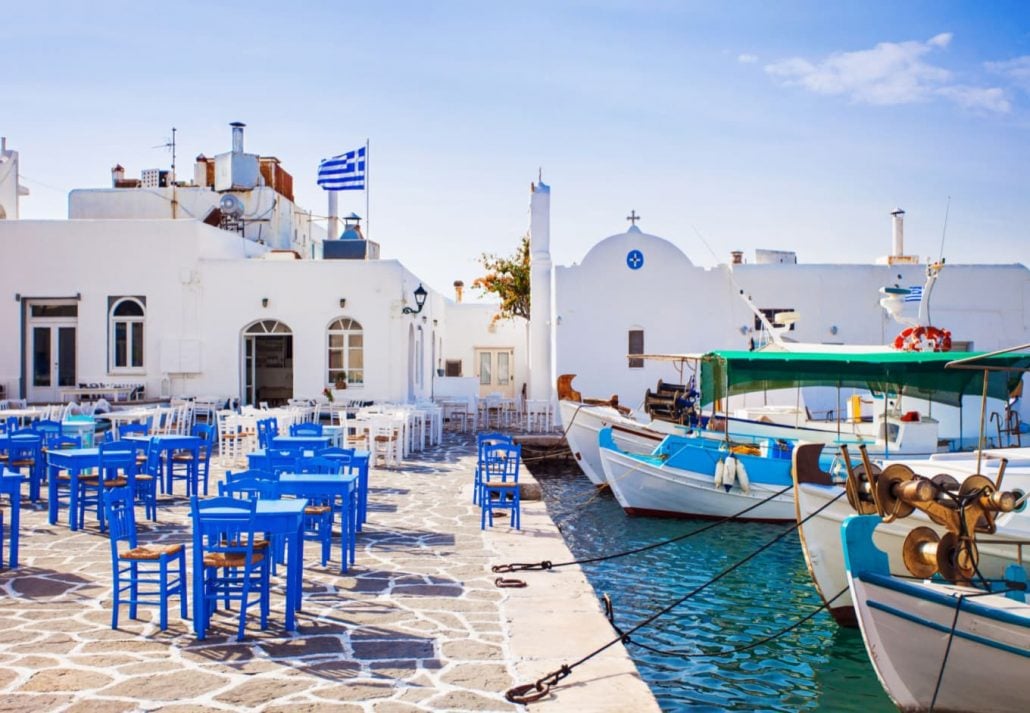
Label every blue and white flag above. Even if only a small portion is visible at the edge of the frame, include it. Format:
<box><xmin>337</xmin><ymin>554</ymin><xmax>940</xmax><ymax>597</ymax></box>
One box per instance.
<box><xmin>317</xmin><ymin>146</ymin><xmax>366</xmax><ymax>191</ymax></box>
<box><xmin>905</xmin><ymin>285</ymin><xmax>923</xmax><ymax>303</ymax></box>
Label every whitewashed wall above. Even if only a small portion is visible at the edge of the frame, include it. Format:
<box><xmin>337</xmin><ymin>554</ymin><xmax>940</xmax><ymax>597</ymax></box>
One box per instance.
<box><xmin>438</xmin><ymin>302</ymin><xmax>528</xmax><ymax>397</ymax></box>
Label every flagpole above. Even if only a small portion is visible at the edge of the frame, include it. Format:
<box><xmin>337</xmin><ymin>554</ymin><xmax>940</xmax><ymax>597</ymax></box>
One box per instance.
<box><xmin>365</xmin><ymin>138</ymin><xmax>370</xmax><ymax>240</ymax></box>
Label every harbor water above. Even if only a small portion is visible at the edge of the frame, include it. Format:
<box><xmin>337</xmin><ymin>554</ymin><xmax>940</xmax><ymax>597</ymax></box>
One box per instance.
<box><xmin>530</xmin><ymin>462</ymin><xmax>896</xmax><ymax>712</ymax></box>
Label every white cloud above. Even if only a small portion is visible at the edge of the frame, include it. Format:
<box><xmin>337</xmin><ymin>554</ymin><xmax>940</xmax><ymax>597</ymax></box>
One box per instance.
<box><xmin>986</xmin><ymin>55</ymin><xmax>1030</xmax><ymax>91</ymax></box>
<box><xmin>764</xmin><ymin>34</ymin><xmax>1009</xmax><ymax>113</ymax></box>
<box><xmin>737</xmin><ymin>53</ymin><xmax>758</xmax><ymax>64</ymax></box>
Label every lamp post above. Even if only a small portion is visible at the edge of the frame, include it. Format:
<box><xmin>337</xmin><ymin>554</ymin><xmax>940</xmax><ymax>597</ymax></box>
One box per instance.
<box><xmin>402</xmin><ymin>283</ymin><xmax>428</xmax><ymax>315</ymax></box>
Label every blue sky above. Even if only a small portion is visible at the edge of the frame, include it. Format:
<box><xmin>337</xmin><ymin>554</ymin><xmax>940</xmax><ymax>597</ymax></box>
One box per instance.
<box><xmin>6</xmin><ymin>1</ymin><xmax>1030</xmax><ymax>297</ymax></box>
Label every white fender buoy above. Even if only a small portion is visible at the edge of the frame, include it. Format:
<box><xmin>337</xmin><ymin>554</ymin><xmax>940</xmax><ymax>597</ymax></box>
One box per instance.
<box><xmin>736</xmin><ymin>459</ymin><xmax>750</xmax><ymax>494</ymax></box>
<box><xmin>723</xmin><ymin>456</ymin><xmax>737</xmax><ymax>491</ymax></box>
<box><xmin>714</xmin><ymin>460</ymin><xmax>725</xmax><ymax>489</ymax></box>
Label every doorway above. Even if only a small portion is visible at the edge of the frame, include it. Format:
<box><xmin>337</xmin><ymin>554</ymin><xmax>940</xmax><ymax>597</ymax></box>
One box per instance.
<box><xmin>475</xmin><ymin>347</ymin><xmax>515</xmax><ymax>398</ymax></box>
<box><xmin>26</xmin><ymin>302</ymin><xmax>78</xmax><ymax>402</ymax></box>
<box><xmin>243</xmin><ymin>320</ymin><xmax>293</xmax><ymax>406</ymax></box>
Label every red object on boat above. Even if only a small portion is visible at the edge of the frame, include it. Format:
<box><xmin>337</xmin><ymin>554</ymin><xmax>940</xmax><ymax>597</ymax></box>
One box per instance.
<box><xmin>900</xmin><ymin>411</ymin><xmax>920</xmax><ymax>422</ymax></box>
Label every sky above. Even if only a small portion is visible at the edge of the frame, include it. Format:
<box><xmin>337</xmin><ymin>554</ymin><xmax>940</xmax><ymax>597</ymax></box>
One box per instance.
<box><xmin>5</xmin><ymin>1</ymin><xmax>1030</xmax><ymax>299</ymax></box>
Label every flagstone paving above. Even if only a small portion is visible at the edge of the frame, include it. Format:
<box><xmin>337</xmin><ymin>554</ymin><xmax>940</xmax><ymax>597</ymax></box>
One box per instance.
<box><xmin>0</xmin><ymin>433</ymin><xmax>658</xmax><ymax>712</ymax></box>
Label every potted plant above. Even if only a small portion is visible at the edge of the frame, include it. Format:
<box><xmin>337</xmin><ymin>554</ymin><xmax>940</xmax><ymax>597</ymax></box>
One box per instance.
<box><xmin>334</xmin><ymin>373</ymin><xmax>348</xmax><ymax>390</ymax></box>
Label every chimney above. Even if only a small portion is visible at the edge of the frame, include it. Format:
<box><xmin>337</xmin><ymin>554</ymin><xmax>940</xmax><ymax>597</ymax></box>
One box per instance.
<box><xmin>111</xmin><ymin>164</ymin><xmax>125</xmax><ymax>186</ymax></box>
<box><xmin>731</xmin><ymin>250</ymin><xmax>744</xmax><ymax>265</ymax></box>
<box><xmin>1</xmin><ymin>137</ymin><xmax>6</xmax><ymax>152</ymax></box>
<box><xmin>230</xmin><ymin>121</ymin><xmax>246</xmax><ymax>154</ymax></box>
<box><xmin>891</xmin><ymin>208</ymin><xmax>905</xmax><ymax>257</ymax></box>
<box><xmin>453</xmin><ymin>280</ymin><xmax>464</xmax><ymax>303</ymax></box>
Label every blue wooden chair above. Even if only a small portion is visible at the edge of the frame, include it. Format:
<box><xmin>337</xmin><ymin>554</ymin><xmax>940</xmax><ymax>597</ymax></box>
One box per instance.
<box><xmin>31</xmin><ymin>419</ymin><xmax>63</xmax><ymax>440</ymax></box>
<box><xmin>474</xmin><ymin>433</ymin><xmax>513</xmax><ymax>504</ymax></box>
<box><xmin>480</xmin><ymin>442</ymin><xmax>522</xmax><ymax>530</ymax></box>
<box><xmin>265</xmin><ymin>448</ymin><xmax>300</xmax><ymax>477</ymax></box>
<box><xmin>290</xmin><ymin>422</ymin><xmax>324</xmax><ymax>437</ymax></box>
<box><xmin>5</xmin><ymin>430</ymin><xmax>44</xmax><ymax>502</ymax></box>
<box><xmin>103</xmin><ymin>485</ymin><xmax>186</xmax><ymax>631</ymax></box>
<box><xmin>80</xmin><ymin>442</ymin><xmax>137</xmax><ymax>531</ymax></box>
<box><xmin>118</xmin><ymin>422</ymin><xmax>152</xmax><ymax>471</ymax></box>
<box><xmin>189</xmin><ymin>423</ymin><xmax>216</xmax><ymax>495</ymax></box>
<box><xmin>219</xmin><ymin>477</ymin><xmax>280</xmax><ymax>501</ymax></box>
<box><xmin>255</xmin><ymin>418</ymin><xmax>279</xmax><ymax>449</ymax></box>
<box><xmin>190</xmin><ymin>496</ymin><xmax>270</xmax><ymax>641</ymax></box>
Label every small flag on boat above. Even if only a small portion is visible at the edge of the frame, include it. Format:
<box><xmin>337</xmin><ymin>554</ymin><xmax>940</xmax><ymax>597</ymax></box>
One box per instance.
<box><xmin>317</xmin><ymin>146</ymin><xmax>366</xmax><ymax>191</ymax></box>
<box><xmin>905</xmin><ymin>286</ymin><xmax>923</xmax><ymax>303</ymax></box>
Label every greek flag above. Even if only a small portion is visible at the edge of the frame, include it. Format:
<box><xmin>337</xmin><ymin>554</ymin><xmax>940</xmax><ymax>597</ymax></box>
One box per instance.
<box><xmin>905</xmin><ymin>286</ymin><xmax>923</xmax><ymax>303</ymax></box>
<box><xmin>317</xmin><ymin>146</ymin><xmax>366</xmax><ymax>191</ymax></box>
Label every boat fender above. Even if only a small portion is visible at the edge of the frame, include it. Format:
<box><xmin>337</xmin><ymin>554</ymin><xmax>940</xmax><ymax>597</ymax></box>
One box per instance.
<box><xmin>714</xmin><ymin>460</ymin><xmax>725</xmax><ymax>489</ymax></box>
<box><xmin>736</xmin><ymin>459</ymin><xmax>750</xmax><ymax>494</ymax></box>
<box><xmin>722</xmin><ymin>456</ymin><xmax>737</xmax><ymax>492</ymax></box>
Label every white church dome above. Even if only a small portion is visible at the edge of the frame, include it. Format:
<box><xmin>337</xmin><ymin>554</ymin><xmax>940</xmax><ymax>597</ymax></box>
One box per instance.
<box><xmin>579</xmin><ymin>224</ymin><xmax>694</xmax><ymax>270</ymax></box>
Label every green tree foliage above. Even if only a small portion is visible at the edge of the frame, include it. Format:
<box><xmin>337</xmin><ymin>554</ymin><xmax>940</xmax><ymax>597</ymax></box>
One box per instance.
<box><xmin>472</xmin><ymin>233</ymin><xmax>530</xmax><ymax>322</ymax></box>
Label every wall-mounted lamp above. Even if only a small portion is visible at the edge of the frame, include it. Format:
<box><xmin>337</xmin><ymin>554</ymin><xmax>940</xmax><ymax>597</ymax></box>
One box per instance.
<box><xmin>261</xmin><ymin>297</ymin><xmax>269</xmax><ymax>308</ymax></box>
<box><xmin>14</xmin><ymin>293</ymin><xmax>21</xmax><ymax>302</ymax></box>
<box><xmin>339</xmin><ymin>298</ymin><xmax>347</xmax><ymax>309</ymax></box>
<box><xmin>432</xmin><ymin>319</ymin><xmax>438</xmax><ymax>327</ymax></box>
<box><xmin>829</xmin><ymin>325</ymin><xmax>839</xmax><ymax>335</ymax></box>
<box><xmin>402</xmin><ymin>283</ymin><xmax>428</xmax><ymax>315</ymax></box>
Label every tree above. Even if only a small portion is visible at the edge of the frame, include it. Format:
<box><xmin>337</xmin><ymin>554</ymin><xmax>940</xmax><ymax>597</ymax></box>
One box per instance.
<box><xmin>472</xmin><ymin>233</ymin><xmax>531</xmax><ymax>323</ymax></box>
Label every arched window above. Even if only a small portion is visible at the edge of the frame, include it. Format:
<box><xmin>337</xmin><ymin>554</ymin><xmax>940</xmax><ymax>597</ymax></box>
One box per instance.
<box><xmin>328</xmin><ymin>317</ymin><xmax>364</xmax><ymax>386</ymax></box>
<box><xmin>110</xmin><ymin>297</ymin><xmax>145</xmax><ymax>370</ymax></box>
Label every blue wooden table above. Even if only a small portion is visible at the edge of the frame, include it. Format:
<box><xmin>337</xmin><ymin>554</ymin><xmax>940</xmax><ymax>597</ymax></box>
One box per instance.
<box><xmin>192</xmin><ymin>498</ymin><xmax>306</xmax><ymax>637</ymax></box>
<box><xmin>278</xmin><ymin>473</ymin><xmax>359</xmax><ymax>573</ymax></box>
<box><xmin>248</xmin><ymin>449</ymin><xmax>371</xmax><ymax>530</ymax></box>
<box><xmin>1</xmin><ymin>472</ymin><xmax>26</xmax><ymax>567</ymax></box>
<box><xmin>46</xmin><ymin>447</ymin><xmax>100</xmax><ymax>530</ymax></box>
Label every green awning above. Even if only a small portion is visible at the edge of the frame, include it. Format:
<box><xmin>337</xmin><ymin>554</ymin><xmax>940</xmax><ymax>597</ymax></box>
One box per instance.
<box><xmin>699</xmin><ymin>350</ymin><xmax>1030</xmax><ymax>407</ymax></box>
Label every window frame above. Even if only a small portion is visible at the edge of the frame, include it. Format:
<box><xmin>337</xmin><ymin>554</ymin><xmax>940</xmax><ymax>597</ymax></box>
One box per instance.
<box><xmin>327</xmin><ymin>317</ymin><xmax>364</xmax><ymax>387</ymax></box>
<box><xmin>108</xmin><ymin>296</ymin><xmax>146</xmax><ymax>373</ymax></box>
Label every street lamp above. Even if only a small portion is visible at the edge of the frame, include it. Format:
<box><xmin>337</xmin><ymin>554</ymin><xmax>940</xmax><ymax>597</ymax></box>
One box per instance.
<box><xmin>402</xmin><ymin>283</ymin><xmax>428</xmax><ymax>315</ymax></box>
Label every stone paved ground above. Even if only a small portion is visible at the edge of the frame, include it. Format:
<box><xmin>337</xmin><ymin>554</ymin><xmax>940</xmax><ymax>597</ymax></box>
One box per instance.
<box><xmin>0</xmin><ymin>433</ymin><xmax>658</xmax><ymax>712</ymax></box>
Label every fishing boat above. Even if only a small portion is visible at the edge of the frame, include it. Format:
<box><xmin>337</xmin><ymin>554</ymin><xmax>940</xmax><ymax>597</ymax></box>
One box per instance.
<box><xmin>843</xmin><ymin>509</ymin><xmax>1029</xmax><ymax>712</ymax></box>
<box><xmin>599</xmin><ymin>425</ymin><xmax>799</xmax><ymax>520</ymax></box>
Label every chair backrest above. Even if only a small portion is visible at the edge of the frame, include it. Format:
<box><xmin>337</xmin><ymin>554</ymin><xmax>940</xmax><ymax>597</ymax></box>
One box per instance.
<box><xmin>47</xmin><ymin>434</ymin><xmax>82</xmax><ymax>450</ymax></box>
<box><xmin>219</xmin><ymin>476</ymin><xmax>280</xmax><ymax>500</ymax></box>
<box><xmin>294</xmin><ymin>456</ymin><xmax>344</xmax><ymax>475</ymax></box>
<box><xmin>478</xmin><ymin>432</ymin><xmax>513</xmax><ymax>462</ymax></box>
<box><xmin>191</xmin><ymin>496</ymin><xmax>258</xmax><ymax>558</ymax></box>
<box><xmin>290</xmin><ymin>422</ymin><xmax>324</xmax><ymax>437</ymax></box>
<box><xmin>103</xmin><ymin>486</ymin><xmax>138</xmax><ymax>551</ymax></box>
<box><xmin>483</xmin><ymin>443</ymin><xmax>521</xmax><ymax>482</ymax></box>
<box><xmin>99</xmin><ymin>440</ymin><xmax>137</xmax><ymax>479</ymax></box>
<box><xmin>256</xmin><ymin>418</ymin><xmax>281</xmax><ymax>449</ymax></box>
<box><xmin>192</xmin><ymin>422</ymin><xmax>215</xmax><ymax>443</ymax></box>
<box><xmin>317</xmin><ymin>446</ymin><xmax>355</xmax><ymax>459</ymax></box>
<box><xmin>266</xmin><ymin>449</ymin><xmax>299</xmax><ymax>476</ymax></box>
<box><xmin>31</xmin><ymin>419</ymin><xmax>63</xmax><ymax>436</ymax></box>
<box><xmin>226</xmin><ymin>468</ymin><xmax>278</xmax><ymax>483</ymax></box>
<box><xmin>119</xmin><ymin>422</ymin><xmax>150</xmax><ymax>439</ymax></box>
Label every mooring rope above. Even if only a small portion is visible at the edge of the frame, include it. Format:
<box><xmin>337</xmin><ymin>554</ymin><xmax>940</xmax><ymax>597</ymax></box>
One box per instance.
<box><xmin>604</xmin><ymin>586</ymin><xmax>849</xmax><ymax>658</ymax></box>
<box><xmin>492</xmin><ymin>483</ymin><xmax>795</xmax><ymax>576</ymax></box>
<box><xmin>504</xmin><ymin>489</ymin><xmax>848</xmax><ymax>704</ymax></box>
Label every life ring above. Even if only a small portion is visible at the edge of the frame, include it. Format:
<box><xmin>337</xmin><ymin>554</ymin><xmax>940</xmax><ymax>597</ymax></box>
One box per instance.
<box><xmin>893</xmin><ymin>325</ymin><xmax>952</xmax><ymax>352</ymax></box>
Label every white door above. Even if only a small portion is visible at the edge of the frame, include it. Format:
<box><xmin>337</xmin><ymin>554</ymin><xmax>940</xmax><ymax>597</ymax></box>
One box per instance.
<box><xmin>475</xmin><ymin>348</ymin><xmax>515</xmax><ymax>398</ymax></box>
<box><xmin>26</xmin><ymin>302</ymin><xmax>78</xmax><ymax>403</ymax></box>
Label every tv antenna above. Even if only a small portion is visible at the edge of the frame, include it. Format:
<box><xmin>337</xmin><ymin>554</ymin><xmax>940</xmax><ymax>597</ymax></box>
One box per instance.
<box><xmin>153</xmin><ymin>127</ymin><xmax>177</xmax><ymax>181</ymax></box>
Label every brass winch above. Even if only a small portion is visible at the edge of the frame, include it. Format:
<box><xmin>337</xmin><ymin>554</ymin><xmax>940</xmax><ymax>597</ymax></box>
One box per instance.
<box><xmin>839</xmin><ymin>445</ymin><xmax>1016</xmax><ymax>583</ymax></box>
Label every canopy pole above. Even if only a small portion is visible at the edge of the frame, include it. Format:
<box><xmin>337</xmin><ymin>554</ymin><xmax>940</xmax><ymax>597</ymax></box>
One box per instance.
<box><xmin>836</xmin><ymin>382</ymin><xmax>841</xmax><ymax>441</ymax></box>
<box><xmin>883</xmin><ymin>395</ymin><xmax>889</xmax><ymax>458</ymax></box>
<box><xmin>977</xmin><ymin>367</ymin><xmax>989</xmax><ymax>473</ymax></box>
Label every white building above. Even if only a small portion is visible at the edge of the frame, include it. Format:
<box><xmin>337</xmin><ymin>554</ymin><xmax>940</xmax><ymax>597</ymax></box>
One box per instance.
<box><xmin>0</xmin><ymin>126</ymin><xmax>528</xmax><ymax>406</ymax></box>
<box><xmin>529</xmin><ymin>190</ymin><xmax>1030</xmax><ymax>410</ymax></box>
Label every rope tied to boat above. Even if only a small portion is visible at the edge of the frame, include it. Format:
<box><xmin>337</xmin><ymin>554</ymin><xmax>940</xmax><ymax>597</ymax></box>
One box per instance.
<box><xmin>491</xmin><ymin>483</ymin><xmax>794</xmax><ymax>580</ymax></box>
<box><xmin>503</xmin><ymin>488</ymin><xmax>847</xmax><ymax>700</ymax></box>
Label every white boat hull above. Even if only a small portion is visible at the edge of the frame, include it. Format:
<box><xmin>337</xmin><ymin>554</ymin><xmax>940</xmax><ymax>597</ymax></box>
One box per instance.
<box><xmin>843</xmin><ymin>516</ymin><xmax>1030</xmax><ymax>712</ymax></box>
<box><xmin>599</xmin><ymin>445</ymin><xmax>795</xmax><ymax>521</ymax></box>
<box><xmin>558</xmin><ymin>400</ymin><xmax>671</xmax><ymax>485</ymax></box>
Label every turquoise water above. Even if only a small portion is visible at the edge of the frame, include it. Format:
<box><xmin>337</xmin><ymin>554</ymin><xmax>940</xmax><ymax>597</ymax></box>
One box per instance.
<box><xmin>531</xmin><ymin>464</ymin><xmax>896</xmax><ymax>712</ymax></box>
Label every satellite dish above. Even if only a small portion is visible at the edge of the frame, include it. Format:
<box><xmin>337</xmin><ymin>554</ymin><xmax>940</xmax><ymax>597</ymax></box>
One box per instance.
<box><xmin>219</xmin><ymin>193</ymin><xmax>244</xmax><ymax>218</ymax></box>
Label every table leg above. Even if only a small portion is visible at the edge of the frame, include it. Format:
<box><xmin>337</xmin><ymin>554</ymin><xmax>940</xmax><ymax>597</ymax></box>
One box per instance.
<box><xmin>9</xmin><ymin>496</ymin><xmax>19</xmax><ymax>567</ymax></box>
<box><xmin>285</xmin><ymin>521</ymin><xmax>302</xmax><ymax>631</ymax></box>
<box><xmin>48</xmin><ymin>466</ymin><xmax>59</xmax><ymax>525</ymax></box>
<box><xmin>69</xmin><ymin>471</ymin><xmax>80</xmax><ymax>531</ymax></box>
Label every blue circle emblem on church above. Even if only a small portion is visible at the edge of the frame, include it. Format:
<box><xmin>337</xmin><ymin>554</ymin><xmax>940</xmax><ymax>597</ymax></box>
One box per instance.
<box><xmin>626</xmin><ymin>249</ymin><xmax>644</xmax><ymax>270</ymax></box>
